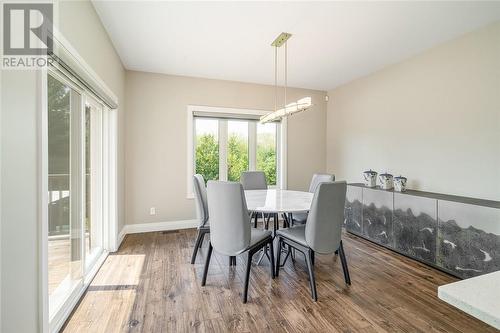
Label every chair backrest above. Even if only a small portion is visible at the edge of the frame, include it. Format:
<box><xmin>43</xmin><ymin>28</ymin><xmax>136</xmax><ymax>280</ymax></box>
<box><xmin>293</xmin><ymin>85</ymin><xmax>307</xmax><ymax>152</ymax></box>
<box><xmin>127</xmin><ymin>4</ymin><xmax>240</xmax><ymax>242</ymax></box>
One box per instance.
<box><xmin>240</xmin><ymin>171</ymin><xmax>267</xmax><ymax>190</ymax></box>
<box><xmin>207</xmin><ymin>181</ymin><xmax>251</xmax><ymax>255</ymax></box>
<box><xmin>193</xmin><ymin>174</ymin><xmax>209</xmax><ymax>227</ymax></box>
<box><xmin>308</xmin><ymin>173</ymin><xmax>335</xmax><ymax>193</ymax></box>
<box><xmin>305</xmin><ymin>181</ymin><xmax>347</xmax><ymax>254</ymax></box>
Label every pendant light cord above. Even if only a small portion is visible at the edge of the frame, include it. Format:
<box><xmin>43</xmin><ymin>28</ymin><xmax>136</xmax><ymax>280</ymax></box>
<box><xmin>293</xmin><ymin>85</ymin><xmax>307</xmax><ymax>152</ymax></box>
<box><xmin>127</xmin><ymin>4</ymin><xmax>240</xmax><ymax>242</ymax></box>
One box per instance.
<box><xmin>284</xmin><ymin>40</ymin><xmax>287</xmax><ymax>109</ymax></box>
<box><xmin>274</xmin><ymin>45</ymin><xmax>278</xmax><ymax>112</ymax></box>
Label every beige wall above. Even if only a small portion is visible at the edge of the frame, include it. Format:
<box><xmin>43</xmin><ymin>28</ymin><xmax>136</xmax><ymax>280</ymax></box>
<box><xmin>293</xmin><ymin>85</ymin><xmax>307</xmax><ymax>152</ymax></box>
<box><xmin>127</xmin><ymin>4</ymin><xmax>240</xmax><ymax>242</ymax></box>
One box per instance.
<box><xmin>125</xmin><ymin>71</ymin><xmax>327</xmax><ymax>225</ymax></box>
<box><xmin>327</xmin><ymin>21</ymin><xmax>500</xmax><ymax>201</ymax></box>
<box><xmin>59</xmin><ymin>0</ymin><xmax>126</xmax><ymax>232</ymax></box>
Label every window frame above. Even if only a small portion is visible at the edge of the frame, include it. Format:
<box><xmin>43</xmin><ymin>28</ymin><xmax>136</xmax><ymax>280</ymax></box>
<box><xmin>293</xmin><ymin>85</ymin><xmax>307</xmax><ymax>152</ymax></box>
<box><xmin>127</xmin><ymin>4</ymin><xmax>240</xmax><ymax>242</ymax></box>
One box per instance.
<box><xmin>83</xmin><ymin>95</ymin><xmax>105</xmax><ymax>273</ymax></box>
<box><xmin>187</xmin><ymin>105</ymin><xmax>287</xmax><ymax>198</ymax></box>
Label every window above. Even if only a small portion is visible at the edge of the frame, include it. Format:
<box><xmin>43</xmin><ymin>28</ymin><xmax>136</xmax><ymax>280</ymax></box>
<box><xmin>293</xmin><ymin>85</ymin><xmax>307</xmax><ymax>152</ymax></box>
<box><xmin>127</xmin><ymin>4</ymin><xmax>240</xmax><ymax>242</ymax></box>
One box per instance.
<box><xmin>189</xmin><ymin>106</ymin><xmax>285</xmax><ymax>192</ymax></box>
<box><xmin>257</xmin><ymin>123</ymin><xmax>277</xmax><ymax>186</ymax></box>
<box><xmin>227</xmin><ymin>120</ymin><xmax>249</xmax><ymax>181</ymax></box>
<box><xmin>194</xmin><ymin>118</ymin><xmax>219</xmax><ymax>181</ymax></box>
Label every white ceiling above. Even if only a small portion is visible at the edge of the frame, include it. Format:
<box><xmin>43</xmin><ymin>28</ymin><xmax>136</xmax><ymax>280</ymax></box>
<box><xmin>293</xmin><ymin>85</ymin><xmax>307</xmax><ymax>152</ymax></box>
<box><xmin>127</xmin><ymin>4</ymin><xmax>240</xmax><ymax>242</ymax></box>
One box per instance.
<box><xmin>93</xmin><ymin>1</ymin><xmax>500</xmax><ymax>91</ymax></box>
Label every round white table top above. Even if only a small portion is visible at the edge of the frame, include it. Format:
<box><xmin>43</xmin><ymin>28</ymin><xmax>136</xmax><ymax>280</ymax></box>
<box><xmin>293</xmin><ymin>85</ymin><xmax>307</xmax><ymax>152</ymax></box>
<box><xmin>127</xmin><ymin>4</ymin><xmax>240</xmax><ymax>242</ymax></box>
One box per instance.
<box><xmin>245</xmin><ymin>189</ymin><xmax>314</xmax><ymax>213</ymax></box>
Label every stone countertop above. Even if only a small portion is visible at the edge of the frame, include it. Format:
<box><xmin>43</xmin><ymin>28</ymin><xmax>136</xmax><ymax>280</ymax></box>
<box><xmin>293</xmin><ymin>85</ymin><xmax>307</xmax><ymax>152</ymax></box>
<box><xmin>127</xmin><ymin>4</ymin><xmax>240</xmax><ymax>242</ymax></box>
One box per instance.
<box><xmin>438</xmin><ymin>271</ymin><xmax>500</xmax><ymax>330</ymax></box>
<box><xmin>348</xmin><ymin>183</ymin><xmax>500</xmax><ymax>209</ymax></box>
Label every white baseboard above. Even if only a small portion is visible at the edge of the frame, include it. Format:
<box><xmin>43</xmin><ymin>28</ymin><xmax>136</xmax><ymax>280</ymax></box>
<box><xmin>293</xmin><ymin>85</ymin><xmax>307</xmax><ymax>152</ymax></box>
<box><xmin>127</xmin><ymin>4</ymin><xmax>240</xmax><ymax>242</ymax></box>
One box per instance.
<box><xmin>116</xmin><ymin>227</ymin><xmax>127</xmax><ymax>251</ymax></box>
<box><xmin>121</xmin><ymin>219</ymin><xmax>198</xmax><ymax>237</ymax></box>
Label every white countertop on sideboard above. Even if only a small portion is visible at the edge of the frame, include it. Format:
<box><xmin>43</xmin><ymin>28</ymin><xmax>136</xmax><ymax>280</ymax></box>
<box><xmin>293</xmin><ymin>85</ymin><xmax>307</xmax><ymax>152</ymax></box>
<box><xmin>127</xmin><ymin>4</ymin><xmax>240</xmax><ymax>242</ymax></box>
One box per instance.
<box><xmin>438</xmin><ymin>270</ymin><xmax>500</xmax><ymax>330</ymax></box>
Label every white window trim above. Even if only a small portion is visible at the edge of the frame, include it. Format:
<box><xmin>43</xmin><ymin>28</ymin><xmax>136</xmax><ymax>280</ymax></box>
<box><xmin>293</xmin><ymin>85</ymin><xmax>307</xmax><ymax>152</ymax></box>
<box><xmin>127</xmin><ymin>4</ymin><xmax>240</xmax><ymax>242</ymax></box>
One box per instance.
<box><xmin>186</xmin><ymin>105</ymin><xmax>288</xmax><ymax>198</ymax></box>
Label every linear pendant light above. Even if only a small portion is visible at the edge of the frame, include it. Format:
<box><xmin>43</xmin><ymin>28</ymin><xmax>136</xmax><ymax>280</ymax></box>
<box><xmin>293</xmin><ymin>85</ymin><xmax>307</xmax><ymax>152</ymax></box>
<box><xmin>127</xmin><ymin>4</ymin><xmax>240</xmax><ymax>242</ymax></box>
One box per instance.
<box><xmin>260</xmin><ymin>32</ymin><xmax>312</xmax><ymax>124</ymax></box>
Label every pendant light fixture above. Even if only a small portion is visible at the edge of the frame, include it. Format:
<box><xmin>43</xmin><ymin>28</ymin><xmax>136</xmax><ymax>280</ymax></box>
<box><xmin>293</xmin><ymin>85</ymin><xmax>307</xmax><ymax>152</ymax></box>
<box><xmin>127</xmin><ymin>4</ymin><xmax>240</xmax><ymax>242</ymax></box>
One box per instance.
<box><xmin>260</xmin><ymin>32</ymin><xmax>312</xmax><ymax>124</ymax></box>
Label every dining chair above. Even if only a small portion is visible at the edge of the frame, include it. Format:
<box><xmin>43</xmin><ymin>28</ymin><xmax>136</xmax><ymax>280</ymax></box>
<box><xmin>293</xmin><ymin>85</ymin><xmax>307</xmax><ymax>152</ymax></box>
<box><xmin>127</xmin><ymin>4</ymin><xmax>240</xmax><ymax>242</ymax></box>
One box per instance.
<box><xmin>240</xmin><ymin>171</ymin><xmax>269</xmax><ymax>228</ymax></box>
<box><xmin>202</xmin><ymin>181</ymin><xmax>275</xmax><ymax>303</ymax></box>
<box><xmin>291</xmin><ymin>173</ymin><xmax>335</xmax><ymax>225</ymax></box>
<box><xmin>240</xmin><ymin>171</ymin><xmax>267</xmax><ymax>190</ymax></box>
<box><xmin>276</xmin><ymin>181</ymin><xmax>350</xmax><ymax>301</ymax></box>
<box><xmin>190</xmin><ymin>174</ymin><xmax>210</xmax><ymax>264</ymax></box>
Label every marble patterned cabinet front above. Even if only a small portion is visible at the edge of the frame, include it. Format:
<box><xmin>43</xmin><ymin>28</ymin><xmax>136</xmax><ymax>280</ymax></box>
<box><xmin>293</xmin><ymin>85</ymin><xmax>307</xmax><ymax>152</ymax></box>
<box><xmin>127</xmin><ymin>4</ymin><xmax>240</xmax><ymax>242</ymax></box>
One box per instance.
<box><xmin>393</xmin><ymin>194</ymin><xmax>437</xmax><ymax>265</ymax></box>
<box><xmin>362</xmin><ymin>188</ymin><xmax>394</xmax><ymax>247</ymax></box>
<box><xmin>345</xmin><ymin>185</ymin><xmax>363</xmax><ymax>235</ymax></box>
<box><xmin>437</xmin><ymin>201</ymin><xmax>500</xmax><ymax>278</ymax></box>
<box><xmin>344</xmin><ymin>184</ymin><xmax>500</xmax><ymax>279</ymax></box>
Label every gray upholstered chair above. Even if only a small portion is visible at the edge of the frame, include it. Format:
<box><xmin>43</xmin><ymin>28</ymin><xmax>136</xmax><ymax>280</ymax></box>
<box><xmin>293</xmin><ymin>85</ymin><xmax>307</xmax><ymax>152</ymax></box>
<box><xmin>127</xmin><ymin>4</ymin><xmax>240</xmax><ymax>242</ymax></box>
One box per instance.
<box><xmin>240</xmin><ymin>171</ymin><xmax>267</xmax><ymax>190</ymax></box>
<box><xmin>291</xmin><ymin>173</ymin><xmax>335</xmax><ymax>225</ymax></box>
<box><xmin>240</xmin><ymin>171</ymin><xmax>269</xmax><ymax>228</ymax></box>
<box><xmin>202</xmin><ymin>181</ymin><xmax>275</xmax><ymax>303</ymax></box>
<box><xmin>276</xmin><ymin>181</ymin><xmax>350</xmax><ymax>301</ymax></box>
<box><xmin>191</xmin><ymin>174</ymin><xmax>210</xmax><ymax>264</ymax></box>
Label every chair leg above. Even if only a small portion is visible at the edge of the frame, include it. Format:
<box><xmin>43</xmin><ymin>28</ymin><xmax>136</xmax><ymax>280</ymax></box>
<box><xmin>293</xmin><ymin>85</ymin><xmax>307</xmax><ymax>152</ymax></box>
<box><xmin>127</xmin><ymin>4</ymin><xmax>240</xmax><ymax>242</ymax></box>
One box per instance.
<box><xmin>229</xmin><ymin>256</ymin><xmax>236</xmax><ymax>266</ymax></box>
<box><xmin>281</xmin><ymin>213</ymin><xmax>288</xmax><ymax>228</ymax></box>
<box><xmin>201</xmin><ymin>242</ymin><xmax>213</xmax><ymax>286</ymax></box>
<box><xmin>280</xmin><ymin>246</ymin><xmax>291</xmax><ymax>267</ymax></box>
<box><xmin>269</xmin><ymin>238</ymin><xmax>275</xmax><ymax>279</ymax></box>
<box><xmin>253</xmin><ymin>212</ymin><xmax>258</xmax><ymax>228</ymax></box>
<box><xmin>198</xmin><ymin>231</ymin><xmax>205</xmax><ymax>249</ymax></box>
<box><xmin>256</xmin><ymin>243</ymin><xmax>269</xmax><ymax>265</ymax></box>
<box><xmin>243</xmin><ymin>251</ymin><xmax>254</xmax><ymax>303</ymax></box>
<box><xmin>275</xmin><ymin>238</ymin><xmax>282</xmax><ymax>276</ymax></box>
<box><xmin>311</xmin><ymin>250</ymin><xmax>315</xmax><ymax>266</ymax></box>
<box><xmin>191</xmin><ymin>229</ymin><xmax>205</xmax><ymax>264</ymax></box>
<box><xmin>338</xmin><ymin>240</ymin><xmax>351</xmax><ymax>285</ymax></box>
<box><xmin>305</xmin><ymin>249</ymin><xmax>318</xmax><ymax>301</ymax></box>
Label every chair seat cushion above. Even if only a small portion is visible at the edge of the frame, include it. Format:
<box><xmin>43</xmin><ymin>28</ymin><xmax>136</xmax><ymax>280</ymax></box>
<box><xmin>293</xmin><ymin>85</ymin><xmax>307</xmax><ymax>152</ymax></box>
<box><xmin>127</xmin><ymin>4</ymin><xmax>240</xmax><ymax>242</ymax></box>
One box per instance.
<box><xmin>276</xmin><ymin>225</ymin><xmax>307</xmax><ymax>247</ymax></box>
<box><xmin>249</xmin><ymin>228</ymin><xmax>272</xmax><ymax>247</ymax></box>
<box><xmin>292</xmin><ymin>212</ymin><xmax>308</xmax><ymax>224</ymax></box>
<box><xmin>233</xmin><ymin>229</ymin><xmax>272</xmax><ymax>255</ymax></box>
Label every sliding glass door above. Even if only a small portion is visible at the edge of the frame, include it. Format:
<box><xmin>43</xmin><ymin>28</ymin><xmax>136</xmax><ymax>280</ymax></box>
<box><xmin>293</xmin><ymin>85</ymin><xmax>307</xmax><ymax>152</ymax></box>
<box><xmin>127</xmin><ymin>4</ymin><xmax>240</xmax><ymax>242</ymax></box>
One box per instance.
<box><xmin>47</xmin><ymin>73</ymin><xmax>83</xmax><ymax>317</ymax></box>
<box><xmin>47</xmin><ymin>72</ymin><xmax>110</xmax><ymax>327</ymax></box>
<box><xmin>85</xmin><ymin>98</ymin><xmax>104</xmax><ymax>269</ymax></box>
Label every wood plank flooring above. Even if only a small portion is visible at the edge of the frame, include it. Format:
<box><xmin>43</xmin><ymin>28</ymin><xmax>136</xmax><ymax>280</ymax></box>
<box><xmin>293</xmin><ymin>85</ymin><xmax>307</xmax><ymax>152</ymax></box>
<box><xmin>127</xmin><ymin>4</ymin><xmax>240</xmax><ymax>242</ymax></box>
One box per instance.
<box><xmin>62</xmin><ymin>228</ymin><xmax>496</xmax><ymax>332</ymax></box>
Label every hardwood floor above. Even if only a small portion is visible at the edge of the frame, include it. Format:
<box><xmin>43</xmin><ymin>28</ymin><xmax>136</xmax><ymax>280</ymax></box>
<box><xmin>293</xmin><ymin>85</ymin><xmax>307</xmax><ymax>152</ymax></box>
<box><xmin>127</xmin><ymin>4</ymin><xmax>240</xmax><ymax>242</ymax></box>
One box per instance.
<box><xmin>62</xmin><ymin>228</ymin><xmax>496</xmax><ymax>332</ymax></box>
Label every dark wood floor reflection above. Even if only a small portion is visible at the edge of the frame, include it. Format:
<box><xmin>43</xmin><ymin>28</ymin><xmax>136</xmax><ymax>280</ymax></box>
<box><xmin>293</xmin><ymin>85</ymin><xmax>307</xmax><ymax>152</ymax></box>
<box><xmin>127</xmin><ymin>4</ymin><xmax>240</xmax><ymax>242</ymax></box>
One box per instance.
<box><xmin>62</xmin><ymin>228</ymin><xmax>495</xmax><ymax>332</ymax></box>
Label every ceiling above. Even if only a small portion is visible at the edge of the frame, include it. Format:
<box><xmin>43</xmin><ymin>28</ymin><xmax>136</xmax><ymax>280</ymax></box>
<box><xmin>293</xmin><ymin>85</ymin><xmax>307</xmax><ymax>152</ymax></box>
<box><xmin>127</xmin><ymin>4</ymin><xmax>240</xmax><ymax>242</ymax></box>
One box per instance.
<box><xmin>93</xmin><ymin>1</ymin><xmax>500</xmax><ymax>91</ymax></box>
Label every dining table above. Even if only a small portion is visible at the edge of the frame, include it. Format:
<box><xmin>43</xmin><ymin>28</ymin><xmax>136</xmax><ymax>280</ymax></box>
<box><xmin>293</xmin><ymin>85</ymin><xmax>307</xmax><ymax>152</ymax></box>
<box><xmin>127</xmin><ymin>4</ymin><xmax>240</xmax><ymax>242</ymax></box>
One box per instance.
<box><xmin>244</xmin><ymin>189</ymin><xmax>314</xmax><ymax>264</ymax></box>
<box><xmin>245</xmin><ymin>188</ymin><xmax>314</xmax><ymax>216</ymax></box>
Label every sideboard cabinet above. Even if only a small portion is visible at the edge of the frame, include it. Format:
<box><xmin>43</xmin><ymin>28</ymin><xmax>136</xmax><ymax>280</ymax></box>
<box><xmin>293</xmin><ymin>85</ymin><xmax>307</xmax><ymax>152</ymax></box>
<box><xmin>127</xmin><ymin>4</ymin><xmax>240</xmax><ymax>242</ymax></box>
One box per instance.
<box><xmin>344</xmin><ymin>184</ymin><xmax>500</xmax><ymax>279</ymax></box>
